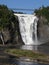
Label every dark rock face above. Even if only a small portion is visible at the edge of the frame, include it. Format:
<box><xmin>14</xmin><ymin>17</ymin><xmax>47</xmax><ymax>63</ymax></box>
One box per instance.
<box><xmin>14</xmin><ymin>16</ymin><xmax>24</xmax><ymax>45</ymax></box>
<box><xmin>1</xmin><ymin>15</ymin><xmax>49</xmax><ymax>45</ymax></box>
<box><xmin>37</xmin><ymin>16</ymin><xmax>49</xmax><ymax>43</ymax></box>
<box><xmin>1</xmin><ymin>29</ymin><xmax>10</xmax><ymax>44</ymax></box>
<box><xmin>0</xmin><ymin>16</ymin><xmax>24</xmax><ymax>45</ymax></box>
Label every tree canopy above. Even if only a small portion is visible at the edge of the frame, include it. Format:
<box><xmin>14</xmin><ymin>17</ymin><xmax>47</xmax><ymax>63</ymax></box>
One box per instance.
<box><xmin>34</xmin><ymin>6</ymin><xmax>49</xmax><ymax>25</ymax></box>
<box><xmin>0</xmin><ymin>5</ymin><xmax>16</xmax><ymax>30</ymax></box>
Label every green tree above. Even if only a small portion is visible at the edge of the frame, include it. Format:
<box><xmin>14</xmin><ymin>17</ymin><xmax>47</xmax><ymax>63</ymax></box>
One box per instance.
<box><xmin>0</xmin><ymin>5</ymin><xmax>16</xmax><ymax>29</ymax></box>
<box><xmin>0</xmin><ymin>5</ymin><xmax>17</xmax><ymax>45</ymax></box>
<box><xmin>34</xmin><ymin>6</ymin><xmax>49</xmax><ymax>25</ymax></box>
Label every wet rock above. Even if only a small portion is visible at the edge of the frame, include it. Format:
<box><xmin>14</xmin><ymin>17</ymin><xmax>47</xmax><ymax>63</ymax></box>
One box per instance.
<box><xmin>37</xmin><ymin>16</ymin><xmax>49</xmax><ymax>43</ymax></box>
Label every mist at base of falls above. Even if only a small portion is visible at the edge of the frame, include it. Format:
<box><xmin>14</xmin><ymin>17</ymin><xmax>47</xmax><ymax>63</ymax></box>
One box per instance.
<box><xmin>14</xmin><ymin>14</ymin><xmax>41</xmax><ymax>45</ymax></box>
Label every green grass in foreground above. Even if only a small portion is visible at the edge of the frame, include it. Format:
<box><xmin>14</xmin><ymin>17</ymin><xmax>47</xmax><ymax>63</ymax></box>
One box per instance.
<box><xmin>5</xmin><ymin>49</ymin><xmax>49</xmax><ymax>60</ymax></box>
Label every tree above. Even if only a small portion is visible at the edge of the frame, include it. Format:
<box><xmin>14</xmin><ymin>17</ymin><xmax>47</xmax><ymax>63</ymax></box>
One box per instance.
<box><xmin>34</xmin><ymin>6</ymin><xmax>49</xmax><ymax>25</ymax></box>
<box><xmin>0</xmin><ymin>5</ymin><xmax>17</xmax><ymax>45</ymax></box>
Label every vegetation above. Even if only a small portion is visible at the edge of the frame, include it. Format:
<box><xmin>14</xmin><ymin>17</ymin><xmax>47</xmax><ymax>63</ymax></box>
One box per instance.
<box><xmin>0</xmin><ymin>5</ymin><xmax>24</xmax><ymax>45</ymax></box>
<box><xmin>0</xmin><ymin>5</ymin><xmax>19</xmax><ymax>44</ymax></box>
<box><xmin>5</xmin><ymin>49</ymin><xmax>47</xmax><ymax>58</ymax></box>
<box><xmin>0</xmin><ymin>5</ymin><xmax>16</xmax><ymax>30</ymax></box>
<box><xmin>34</xmin><ymin>6</ymin><xmax>49</xmax><ymax>25</ymax></box>
<box><xmin>5</xmin><ymin>49</ymin><xmax>49</xmax><ymax>63</ymax></box>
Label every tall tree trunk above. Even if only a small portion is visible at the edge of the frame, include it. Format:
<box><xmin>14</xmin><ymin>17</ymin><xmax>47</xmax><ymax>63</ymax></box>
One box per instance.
<box><xmin>0</xmin><ymin>29</ymin><xmax>5</xmax><ymax>45</ymax></box>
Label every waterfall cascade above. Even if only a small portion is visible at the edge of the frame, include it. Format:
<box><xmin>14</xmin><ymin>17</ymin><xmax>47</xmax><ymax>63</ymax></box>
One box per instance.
<box><xmin>14</xmin><ymin>14</ymin><xmax>38</xmax><ymax>45</ymax></box>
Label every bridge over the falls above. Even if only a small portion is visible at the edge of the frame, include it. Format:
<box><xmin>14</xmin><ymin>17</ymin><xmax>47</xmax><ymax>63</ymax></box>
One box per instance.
<box><xmin>10</xmin><ymin>8</ymin><xmax>35</xmax><ymax>13</ymax></box>
<box><xmin>10</xmin><ymin>8</ymin><xmax>35</xmax><ymax>11</ymax></box>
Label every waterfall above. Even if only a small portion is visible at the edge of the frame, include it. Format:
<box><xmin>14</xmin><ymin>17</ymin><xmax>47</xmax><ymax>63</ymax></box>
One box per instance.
<box><xmin>14</xmin><ymin>14</ymin><xmax>38</xmax><ymax>45</ymax></box>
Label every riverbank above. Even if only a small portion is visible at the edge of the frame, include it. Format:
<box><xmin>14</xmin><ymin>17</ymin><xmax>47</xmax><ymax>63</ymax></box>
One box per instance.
<box><xmin>5</xmin><ymin>49</ymin><xmax>49</xmax><ymax>64</ymax></box>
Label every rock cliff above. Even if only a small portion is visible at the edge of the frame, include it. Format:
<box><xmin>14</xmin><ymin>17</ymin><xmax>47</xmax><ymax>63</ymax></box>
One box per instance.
<box><xmin>37</xmin><ymin>16</ymin><xmax>49</xmax><ymax>43</ymax></box>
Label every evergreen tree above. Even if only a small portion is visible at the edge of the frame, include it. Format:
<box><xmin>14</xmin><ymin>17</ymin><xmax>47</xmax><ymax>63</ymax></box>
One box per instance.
<box><xmin>34</xmin><ymin>6</ymin><xmax>49</xmax><ymax>25</ymax></box>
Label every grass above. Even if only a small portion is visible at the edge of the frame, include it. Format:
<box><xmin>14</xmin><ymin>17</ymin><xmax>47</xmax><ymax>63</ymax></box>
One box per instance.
<box><xmin>5</xmin><ymin>49</ymin><xmax>49</xmax><ymax>64</ymax></box>
<box><xmin>5</xmin><ymin>49</ymin><xmax>49</xmax><ymax>60</ymax></box>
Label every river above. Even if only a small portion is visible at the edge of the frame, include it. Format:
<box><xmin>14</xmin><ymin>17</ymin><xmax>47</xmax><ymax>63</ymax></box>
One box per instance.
<box><xmin>0</xmin><ymin>42</ymin><xmax>49</xmax><ymax>65</ymax></box>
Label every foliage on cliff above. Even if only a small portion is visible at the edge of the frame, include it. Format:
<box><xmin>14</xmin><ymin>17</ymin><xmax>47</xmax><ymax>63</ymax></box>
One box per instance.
<box><xmin>0</xmin><ymin>5</ymin><xmax>23</xmax><ymax>44</ymax></box>
<box><xmin>34</xmin><ymin>6</ymin><xmax>49</xmax><ymax>25</ymax></box>
<box><xmin>0</xmin><ymin>5</ymin><xmax>16</xmax><ymax>30</ymax></box>
<box><xmin>0</xmin><ymin>5</ymin><xmax>19</xmax><ymax>44</ymax></box>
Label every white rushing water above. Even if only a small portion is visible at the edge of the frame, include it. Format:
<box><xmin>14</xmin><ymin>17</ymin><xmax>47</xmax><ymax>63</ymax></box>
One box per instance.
<box><xmin>14</xmin><ymin>14</ymin><xmax>38</xmax><ymax>45</ymax></box>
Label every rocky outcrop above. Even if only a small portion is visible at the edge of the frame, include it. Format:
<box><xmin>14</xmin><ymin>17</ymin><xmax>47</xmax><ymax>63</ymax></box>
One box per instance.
<box><xmin>14</xmin><ymin>16</ymin><xmax>24</xmax><ymax>45</ymax></box>
<box><xmin>0</xmin><ymin>16</ymin><xmax>24</xmax><ymax>45</ymax></box>
<box><xmin>37</xmin><ymin>16</ymin><xmax>49</xmax><ymax>43</ymax></box>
